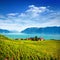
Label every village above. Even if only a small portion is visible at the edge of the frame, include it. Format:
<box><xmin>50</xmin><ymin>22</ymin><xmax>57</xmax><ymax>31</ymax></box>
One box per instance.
<box><xmin>15</xmin><ymin>36</ymin><xmax>45</xmax><ymax>41</ymax></box>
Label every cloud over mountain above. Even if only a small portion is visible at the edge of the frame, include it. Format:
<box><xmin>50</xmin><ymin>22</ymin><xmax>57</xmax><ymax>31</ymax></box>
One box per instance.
<box><xmin>0</xmin><ymin>5</ymin><xmax>60</xmax><ymax>31</ymax></box>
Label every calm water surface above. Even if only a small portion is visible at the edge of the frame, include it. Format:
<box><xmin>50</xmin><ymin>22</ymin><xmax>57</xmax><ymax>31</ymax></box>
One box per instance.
<box><xmin>1</xmin><ymin>33</ymin><xmax>60</xmax><ymax>40</ymax></box>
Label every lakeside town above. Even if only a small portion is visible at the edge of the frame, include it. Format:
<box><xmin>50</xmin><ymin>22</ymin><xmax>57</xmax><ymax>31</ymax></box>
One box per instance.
<box><xmin>15</xmin><ymin>36</ymin><xmax>45</xmax><ymax>41</ymax></box>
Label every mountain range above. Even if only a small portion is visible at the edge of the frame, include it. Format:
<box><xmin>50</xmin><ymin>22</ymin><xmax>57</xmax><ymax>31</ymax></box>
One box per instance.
<box><xmin>21</xmin><ymin>26</ymin><xmax>60</xmax><ymax>34</ymax></box>
<box><xmin>0</xmin><ymin>26</ymin><xmax>60</xmax><ymax>34</ymax></box>
<box><xmin>0</xmin><ymin>29</ymin><xmax>18</xmax><ymax>33</ymax></box>
<box><xmin>0</xmin><ymin>29</ymin><xmax>11</xmax><ymax>33</ymax></box>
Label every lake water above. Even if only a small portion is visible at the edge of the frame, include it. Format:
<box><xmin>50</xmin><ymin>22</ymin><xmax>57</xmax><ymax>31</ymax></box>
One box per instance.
<box><xmin>0</xmin><ymin>33</ymin><xmax>60</xmax><ymax>40</ymax></box>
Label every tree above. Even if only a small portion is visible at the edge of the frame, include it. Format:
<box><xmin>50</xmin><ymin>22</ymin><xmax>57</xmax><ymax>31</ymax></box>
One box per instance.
<box><xmin>34</xmin><ymin>36</ymin><xmax>38</xmax><ymax>41</ymax></box>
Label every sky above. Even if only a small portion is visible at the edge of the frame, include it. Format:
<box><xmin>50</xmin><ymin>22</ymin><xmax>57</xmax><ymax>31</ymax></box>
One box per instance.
<box><xmin>0</xmin><ymin>0</ymin><xmax>60</xmax><ymax>31</ymax></box>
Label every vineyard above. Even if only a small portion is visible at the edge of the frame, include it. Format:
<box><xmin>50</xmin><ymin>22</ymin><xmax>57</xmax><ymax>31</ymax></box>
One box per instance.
<box><xmin>0</xmin><ymin>35</ymin><xmax>60</xmax><ymax>60</ymax></box>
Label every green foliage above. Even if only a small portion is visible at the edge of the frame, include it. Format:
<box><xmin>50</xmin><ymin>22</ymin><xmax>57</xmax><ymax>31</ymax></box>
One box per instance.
<box><xmin>0</xmin><ymin>35</ymin><xmax>60</xmax><ymax>60</ymax></box>
<box><xmin>34</xmin><ymin>36</ymin><xmax>38</xmax><ymax>41</ymax></box>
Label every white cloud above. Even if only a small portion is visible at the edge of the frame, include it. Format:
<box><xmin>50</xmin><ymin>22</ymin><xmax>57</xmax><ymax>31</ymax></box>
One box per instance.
<box><xmin>7</xmin><ymin>13</ymin><xmax>18</xmax><ymax>16</ymax></box>
<box><xmin>27</xmin><ymin>5</ymin><xmax>48</xmax><ymax>13</ymax></box>
<box><xmin>17</xmin><ymin>5</ymin><xmax>49</xmax><ymax>19</ymax></box>
<box><xmin>19</xmin><ymin>13</ymin><xmax>26</xmax><ymax>17</ymax></box>
<box><xmin>25</xmin><ymin>5</ymin><xmax>49</xmax><ymax>18</ymax></box>
<box><xmin>0</xmin><ymin>5</ymin><xmax>60</xmax><ymax>31</ymax></box>
<box><xmin>39</xmin><ymin>19</ymin><xmax>60</xmax><ymax>27</ymax></box>
<box><xmin>0</xmin><ymin>23</ymin><xmax>21</xmax><ymax>31</ymax></box>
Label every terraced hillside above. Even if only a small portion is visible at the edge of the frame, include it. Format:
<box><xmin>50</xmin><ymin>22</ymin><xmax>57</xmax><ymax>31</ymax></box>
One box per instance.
<box><xmin>0</xmin><ymin>34</ymin><xmax>60</xmax><ymax>60</ymax></box>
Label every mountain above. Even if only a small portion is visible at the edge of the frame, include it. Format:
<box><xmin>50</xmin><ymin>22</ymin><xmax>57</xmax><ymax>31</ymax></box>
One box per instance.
<box><xmin>0</xmin><ymin>29</ymin><xmax>11</xmax><ymax>33</ymax></box>
<box><xmin>21</xmin><ymin>26</ymin><xmax>60</xmax><ymax>34</ymax></box>
<box><xmin>0</xmin><ymin>29</ymin><xmax>19</xmax><ymax>33</ymax></box>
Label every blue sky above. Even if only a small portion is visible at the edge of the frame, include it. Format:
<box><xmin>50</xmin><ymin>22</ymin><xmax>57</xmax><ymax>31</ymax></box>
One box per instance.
<box><xmin>0</xmin><ymin>0</ymin><xmax>60</xmax><ymax>31</ymax></box>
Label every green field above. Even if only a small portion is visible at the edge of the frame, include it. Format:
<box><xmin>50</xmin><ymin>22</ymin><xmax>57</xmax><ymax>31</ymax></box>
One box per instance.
<box><xmin>0</xmin><ymin>34</ymin><xmax>60</xmax><ymax>60</ymax></box>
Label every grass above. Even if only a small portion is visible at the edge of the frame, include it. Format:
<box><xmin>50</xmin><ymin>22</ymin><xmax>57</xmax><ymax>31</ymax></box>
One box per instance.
<box><xmin>0</xmin><ymin>34</ymin><xmax>60</xmax><ymax>60</ymax></box>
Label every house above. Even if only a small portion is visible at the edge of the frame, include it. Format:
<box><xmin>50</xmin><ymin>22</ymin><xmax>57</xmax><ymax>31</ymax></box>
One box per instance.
<box><xmin>27</xmin><ymin>38</ymin><xmax>34</xmax><ymax>41</ymax></box>
<box><xmin>39</xmin><ymin>38</ymin><xmax>44</xmax><ymax>41</ymax></box>
<box><xmin>27</xmin><ymin>37</ymin><xmax>45</xmax><ymax>41</ymax></box>
<box><xmin>15</xmin><ymin>37</ymin><xmax>45</xmax><ymax>41</ymax></box>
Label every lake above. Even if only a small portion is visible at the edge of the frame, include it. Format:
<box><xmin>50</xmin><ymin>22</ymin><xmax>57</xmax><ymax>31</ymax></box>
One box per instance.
<box><xmin>0</xmin><ymin>33</ymin><xmax>60</xmax><ymax>40</ymax></box>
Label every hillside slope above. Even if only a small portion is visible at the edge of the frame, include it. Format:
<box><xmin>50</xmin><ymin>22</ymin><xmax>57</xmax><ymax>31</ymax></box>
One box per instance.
<box><xmin>0</xmin><ymin>35</ymin><xmax>60</xmax><ymax>60</ymax></box>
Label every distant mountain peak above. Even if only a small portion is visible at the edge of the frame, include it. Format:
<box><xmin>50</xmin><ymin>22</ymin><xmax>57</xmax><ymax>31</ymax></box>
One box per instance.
<box><xmin>21</xmin><ymin>26</ymin><xmax>60</xmax><ymax>34</ymax></box>
<box><xmin>0</xmin><ymin>29</ymin><xmax>11</xmax><ymax>33</ymax></box>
